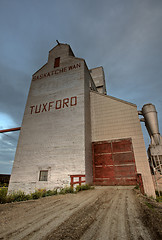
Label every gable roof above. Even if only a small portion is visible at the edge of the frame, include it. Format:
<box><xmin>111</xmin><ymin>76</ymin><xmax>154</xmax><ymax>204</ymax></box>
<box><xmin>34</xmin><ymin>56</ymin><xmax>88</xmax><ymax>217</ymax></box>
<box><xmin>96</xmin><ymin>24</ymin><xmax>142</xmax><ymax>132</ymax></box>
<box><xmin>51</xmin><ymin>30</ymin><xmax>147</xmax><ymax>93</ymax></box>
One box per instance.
<box><xmin>90</xmin><ymin>90</ymin><xmax>137</xmax><ymax>107</ymax></box>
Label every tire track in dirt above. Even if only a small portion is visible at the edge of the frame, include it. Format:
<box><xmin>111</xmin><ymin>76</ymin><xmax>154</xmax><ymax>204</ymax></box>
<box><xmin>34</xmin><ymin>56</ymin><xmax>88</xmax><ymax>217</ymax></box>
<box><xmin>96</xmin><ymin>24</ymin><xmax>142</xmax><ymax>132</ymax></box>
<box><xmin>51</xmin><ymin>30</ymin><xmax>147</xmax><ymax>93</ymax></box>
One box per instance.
<box><xmin>125</xmin><ymin>190</ymin><xmax>152</xmax><ymax>240</ymax></box>
<box><xmin>0</xmin><ymin>188</ymin><xmax>106</xmax><ymax>240</ymax></box>
<box><xmin>80</xmin><ymin>189</ymin><xmax>128</xmax><ymax>240</ymax></box>
<box><xmin>46</xmin><ymin>188</ymin><xmax>152</xmax><ymax>240</ymax></box>
<box><xmin>81</xmin><ymin>189</ymin><xmax>152</xmax><ymax>240</ymax></box>
<box><xmin>0</xmin><ymin>187</ymin><xmax>154</xmax><ymax>240</ymax></box>
<box><xmin>1</xmin><ymin>198</ymin><xmax>69</xmax><ymax>239</ymax></box>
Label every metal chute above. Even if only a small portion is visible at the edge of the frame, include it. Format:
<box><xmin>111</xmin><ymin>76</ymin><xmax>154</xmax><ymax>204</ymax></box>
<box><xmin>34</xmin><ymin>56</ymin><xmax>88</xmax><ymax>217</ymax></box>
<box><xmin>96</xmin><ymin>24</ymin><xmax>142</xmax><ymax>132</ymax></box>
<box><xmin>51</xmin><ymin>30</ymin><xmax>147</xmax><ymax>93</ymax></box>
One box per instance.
<box><xmin>139</xmin><ymin>103</ymin><xmax>162</xmax><ymax>176</ymax></box>
<box><xmin>142</xmin><ymin>104</ymin><xmax>162</xmax><ymax>146</ymax></box>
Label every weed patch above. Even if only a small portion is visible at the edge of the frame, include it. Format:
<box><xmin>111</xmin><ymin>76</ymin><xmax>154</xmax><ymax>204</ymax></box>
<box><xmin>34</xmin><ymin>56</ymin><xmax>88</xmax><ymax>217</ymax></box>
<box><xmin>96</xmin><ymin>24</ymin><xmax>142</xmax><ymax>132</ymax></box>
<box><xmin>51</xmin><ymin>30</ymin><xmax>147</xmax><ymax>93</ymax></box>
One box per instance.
<box><xmin>0</xmin><ymin>184</ymin><xmax>93</xmax><ymax>204</ymax></box>
<box><xmin>76</xmin><ymin>184</ymin><xmax>94</xmax><ymax>192</ymax></box>
<box><xmin>155</xmin><ymin>190</ymin><xmax>162</xmax><ymax>202</ymax></box>
<box><xmin>145</xmin><ymin>201</ymin><xmax>154</xmax><ymax>209</ymax></box>
<box><xmin>134</xmin><ymin>185</ymin><xmax>139</xmax><ymax>190</ymax></box>
<box><xmin>0</xmin><ymin>187</ymin><xmax>8</xmax><ymax>203</ymax></box>
<box><xmin>59</xmin><ymin>186</ymin><xmax>74</xmax><ymax>194</ymax></box>
<box><xmin>0</xmin><ymin>182</ymin><xmax>8</xmax><ymax>187</ymax></box>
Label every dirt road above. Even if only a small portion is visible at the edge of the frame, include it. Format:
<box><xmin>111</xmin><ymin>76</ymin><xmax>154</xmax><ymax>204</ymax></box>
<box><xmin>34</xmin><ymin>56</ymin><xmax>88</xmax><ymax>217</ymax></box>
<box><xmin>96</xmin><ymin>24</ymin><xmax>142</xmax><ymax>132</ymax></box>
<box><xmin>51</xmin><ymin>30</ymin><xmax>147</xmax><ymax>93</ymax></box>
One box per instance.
<box><xmin>0</xmin><ymin>186</ymin><xmax>160</xmax><ymax>240</ymax></box>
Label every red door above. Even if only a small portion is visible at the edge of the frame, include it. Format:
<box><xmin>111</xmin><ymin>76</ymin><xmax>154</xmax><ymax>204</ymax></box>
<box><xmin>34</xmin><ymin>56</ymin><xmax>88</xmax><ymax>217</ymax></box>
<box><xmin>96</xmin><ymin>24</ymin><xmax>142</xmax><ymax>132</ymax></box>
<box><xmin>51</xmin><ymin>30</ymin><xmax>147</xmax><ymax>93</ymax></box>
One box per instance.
<box><xmin>93</xmin><ymin>139</ymin><xmax>137</xmax><ymax>186</ymax></box>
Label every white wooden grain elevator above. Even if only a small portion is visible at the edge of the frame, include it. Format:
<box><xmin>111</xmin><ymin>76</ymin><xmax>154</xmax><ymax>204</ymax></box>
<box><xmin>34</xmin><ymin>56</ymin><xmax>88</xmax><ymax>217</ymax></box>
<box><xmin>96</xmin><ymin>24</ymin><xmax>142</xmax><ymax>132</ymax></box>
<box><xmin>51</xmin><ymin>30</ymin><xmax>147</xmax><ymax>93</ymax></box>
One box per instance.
<box><xmin>8</xmin><ymin>43</ymin><xmax>156</xmax><ymax>197</ymax></box>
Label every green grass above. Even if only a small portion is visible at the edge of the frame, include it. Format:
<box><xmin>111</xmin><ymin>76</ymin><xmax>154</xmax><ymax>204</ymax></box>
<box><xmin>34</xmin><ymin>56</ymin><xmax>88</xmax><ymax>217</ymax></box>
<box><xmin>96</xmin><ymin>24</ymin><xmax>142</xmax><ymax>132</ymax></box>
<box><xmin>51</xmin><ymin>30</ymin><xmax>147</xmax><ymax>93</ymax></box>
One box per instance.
<box><xmin>0</xmin><ymin>187</ymin><xmax>8</xmax><ymax>203</ymax></box>
<box><xmin>0</xmin><ymin>182</ymin><xmax>8</xmax><ymax>187</ymax></box>
<box><xmin>59</xmin><ymin>186</ymin><xmax>74</xmax><ymax>194</ymax></box>
<box><xmin>134</xmin><ymin>185</ymin><xmax>140</xmax><ymax>190</ymax></box>
<box><xmin>145</xmin><ymin>201</ymin><xmax>154</xmax><ymax>209</ymax></box>
<box><xmin>0</xmin><ymin>184</ymin><xmax>94</xmax><ymax>204</ymax></box>
<box><xmin>155</xmin><ymin>190</ymin><xmax>162</xmax><ymax>202</ymax></box>
<box><xmin>75</xmin><ymin>184</ymin><xmax>94</xmax><ymax>192</ymax></box>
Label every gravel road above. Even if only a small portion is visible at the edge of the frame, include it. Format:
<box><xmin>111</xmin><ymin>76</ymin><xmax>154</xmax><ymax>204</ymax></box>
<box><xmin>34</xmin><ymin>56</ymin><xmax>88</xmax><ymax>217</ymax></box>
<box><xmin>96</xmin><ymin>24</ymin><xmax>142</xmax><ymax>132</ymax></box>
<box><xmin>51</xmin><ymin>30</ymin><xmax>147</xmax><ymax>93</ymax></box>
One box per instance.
<box><xmin>0</xmin><ymin>186</ymin><xmax>159</xmax><ymax>240</ymax></box>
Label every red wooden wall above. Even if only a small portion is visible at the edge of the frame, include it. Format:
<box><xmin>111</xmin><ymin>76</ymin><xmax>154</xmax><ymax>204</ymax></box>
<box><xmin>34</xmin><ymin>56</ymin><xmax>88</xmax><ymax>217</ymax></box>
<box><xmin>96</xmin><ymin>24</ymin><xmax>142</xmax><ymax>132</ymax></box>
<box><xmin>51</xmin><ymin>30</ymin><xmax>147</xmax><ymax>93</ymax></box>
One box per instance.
<box><xmin>92</xmin><ymin>138</ymin><xmax>137</xmax><ymax>186</ymax></box>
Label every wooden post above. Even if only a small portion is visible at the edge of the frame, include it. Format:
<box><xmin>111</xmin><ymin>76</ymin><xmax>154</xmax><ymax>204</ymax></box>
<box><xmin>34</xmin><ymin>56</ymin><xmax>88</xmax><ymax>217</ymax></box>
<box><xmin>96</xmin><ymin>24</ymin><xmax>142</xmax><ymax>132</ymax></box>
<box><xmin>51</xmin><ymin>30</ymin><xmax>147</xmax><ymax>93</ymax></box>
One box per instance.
<box><xmin>70</xmin><ymin>176</ymin><xmax>74</xmax><ymax>188</ymax></box>
<box><xmin>79</xmin><ymin>176</ymin><xmax>81</xmax><ymax>186</ymax></box>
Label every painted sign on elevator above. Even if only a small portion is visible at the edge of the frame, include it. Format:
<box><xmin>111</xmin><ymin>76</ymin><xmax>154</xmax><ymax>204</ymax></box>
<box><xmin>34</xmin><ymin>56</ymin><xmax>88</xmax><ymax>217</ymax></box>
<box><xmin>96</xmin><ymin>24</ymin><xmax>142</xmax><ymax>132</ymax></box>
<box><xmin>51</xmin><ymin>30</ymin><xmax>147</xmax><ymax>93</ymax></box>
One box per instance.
<box><xmin>30</xmin><ymin>96</ymin><xmax>77</xmax><ymax>114</ymax></box>
<box><xmin>32</xmin><ymin>63</ymin><xmax>81</xmax><ymax>80</ymax></box>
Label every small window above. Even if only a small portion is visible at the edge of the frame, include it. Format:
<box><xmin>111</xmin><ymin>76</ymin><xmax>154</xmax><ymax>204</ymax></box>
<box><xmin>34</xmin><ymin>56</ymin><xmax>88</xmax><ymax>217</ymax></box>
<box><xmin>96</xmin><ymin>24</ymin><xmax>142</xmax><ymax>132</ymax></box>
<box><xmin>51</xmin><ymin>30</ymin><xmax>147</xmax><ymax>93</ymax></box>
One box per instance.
<box><xmin>54</xmin><ymin>57</ymin><xmax>60</xmax><ymax>68</ymax></box>
<box><xmin>39</xmin><ymin>170</ymin><xmax>48</xmax><ymax>181</ymax></box>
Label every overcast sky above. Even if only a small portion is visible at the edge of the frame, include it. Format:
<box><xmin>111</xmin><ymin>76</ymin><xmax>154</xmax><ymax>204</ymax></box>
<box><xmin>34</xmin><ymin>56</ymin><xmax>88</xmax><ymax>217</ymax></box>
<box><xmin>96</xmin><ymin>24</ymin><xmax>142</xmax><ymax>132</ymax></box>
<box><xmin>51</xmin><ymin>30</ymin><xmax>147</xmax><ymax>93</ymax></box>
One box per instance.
<box><xmin>0</xmin><ymin>0</ymin><xmax>162</xmax><ymax>174</ymax></box>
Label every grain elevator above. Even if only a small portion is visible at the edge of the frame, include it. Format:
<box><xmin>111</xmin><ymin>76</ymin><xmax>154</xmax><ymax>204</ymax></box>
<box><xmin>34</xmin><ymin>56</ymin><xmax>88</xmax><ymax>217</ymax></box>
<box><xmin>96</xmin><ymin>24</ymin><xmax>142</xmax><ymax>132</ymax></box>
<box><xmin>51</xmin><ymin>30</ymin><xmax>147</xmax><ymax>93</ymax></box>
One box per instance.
<box><xmin>8</xmin><ymin>43</ymin><xmax>156</xmax><ymax>197</ymax></box>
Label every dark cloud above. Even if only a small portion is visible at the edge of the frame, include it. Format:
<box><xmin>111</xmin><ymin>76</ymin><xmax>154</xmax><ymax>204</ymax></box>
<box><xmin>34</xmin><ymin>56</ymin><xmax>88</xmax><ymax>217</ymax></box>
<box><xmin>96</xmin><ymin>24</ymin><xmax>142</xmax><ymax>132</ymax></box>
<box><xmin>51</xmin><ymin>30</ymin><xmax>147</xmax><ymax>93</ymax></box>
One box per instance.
<box><xmin>0</xmin><ymin>63</ymin><xmax>31</xmax><ymax>125</ymax></box>
<box><xmin>0</xmin><ymin>0</ymin><xmax>162</xmax><ymax>173</ymax></box>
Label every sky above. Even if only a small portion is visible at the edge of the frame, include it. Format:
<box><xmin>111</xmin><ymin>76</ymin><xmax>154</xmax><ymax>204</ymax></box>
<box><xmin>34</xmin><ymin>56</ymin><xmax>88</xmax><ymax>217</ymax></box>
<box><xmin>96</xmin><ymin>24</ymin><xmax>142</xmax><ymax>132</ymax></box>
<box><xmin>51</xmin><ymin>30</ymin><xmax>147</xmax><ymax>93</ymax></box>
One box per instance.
<box><xmin>0</xmin><ymin>0</ymin><xmax>162</xmax><ymax>174</ymax></box>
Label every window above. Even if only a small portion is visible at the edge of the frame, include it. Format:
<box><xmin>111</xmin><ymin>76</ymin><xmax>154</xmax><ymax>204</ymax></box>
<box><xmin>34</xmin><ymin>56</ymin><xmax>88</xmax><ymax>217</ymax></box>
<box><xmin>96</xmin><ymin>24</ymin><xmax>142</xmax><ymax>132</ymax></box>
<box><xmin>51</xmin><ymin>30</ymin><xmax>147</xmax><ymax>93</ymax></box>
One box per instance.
<box><xmin>39</xmin><ymin>170</ymin><xmax>48</xmax><ymax>181</ymax></box>
<box><xmin>54</xmin><ymin>57</ymin><xmax>60</xmax><ymax>68</ymax></box>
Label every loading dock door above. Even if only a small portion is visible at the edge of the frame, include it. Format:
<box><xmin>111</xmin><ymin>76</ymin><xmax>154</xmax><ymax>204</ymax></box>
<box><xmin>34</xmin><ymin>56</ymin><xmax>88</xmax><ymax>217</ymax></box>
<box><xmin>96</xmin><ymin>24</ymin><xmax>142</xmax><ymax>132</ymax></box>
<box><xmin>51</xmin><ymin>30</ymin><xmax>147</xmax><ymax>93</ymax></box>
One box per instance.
<box><xmin>92</xmin><ymin>139</ymin><xmax>137</xmax><ymax>186</ymax></box>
